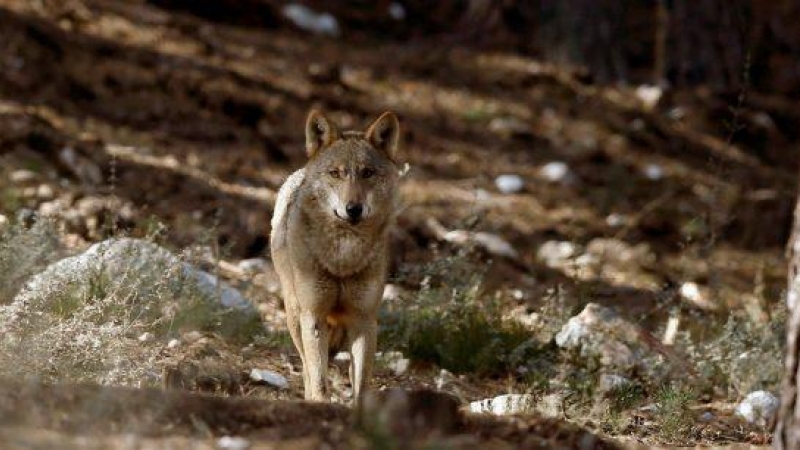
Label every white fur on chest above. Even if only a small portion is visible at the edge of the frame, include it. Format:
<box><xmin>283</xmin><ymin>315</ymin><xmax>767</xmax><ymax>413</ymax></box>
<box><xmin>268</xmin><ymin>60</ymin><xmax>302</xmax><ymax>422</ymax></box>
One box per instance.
<box><xmin>316</xmin><ymin>227</ymin><xmax>374</xmax><ymax>277</ymax></box>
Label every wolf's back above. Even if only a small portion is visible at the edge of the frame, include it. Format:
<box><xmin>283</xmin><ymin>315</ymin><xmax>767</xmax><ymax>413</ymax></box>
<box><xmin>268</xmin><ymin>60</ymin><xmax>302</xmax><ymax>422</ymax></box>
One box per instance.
<box><xmin>270</xmin><ymin>168</ymin><xmax>305</xmax><ymax>250</ymax></box>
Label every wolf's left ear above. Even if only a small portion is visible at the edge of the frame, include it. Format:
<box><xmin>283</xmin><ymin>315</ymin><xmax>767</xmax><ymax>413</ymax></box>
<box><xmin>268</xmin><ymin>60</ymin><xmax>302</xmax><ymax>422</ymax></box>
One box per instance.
<box><xmin>306</xmin><ymin>109</ymin><xmax>340</xmax><ymax>158</ymax></box>
<box><xmin>365</xmin><ymin>111</ymin><xmax>400</xmax><ymax>162</ymax></box>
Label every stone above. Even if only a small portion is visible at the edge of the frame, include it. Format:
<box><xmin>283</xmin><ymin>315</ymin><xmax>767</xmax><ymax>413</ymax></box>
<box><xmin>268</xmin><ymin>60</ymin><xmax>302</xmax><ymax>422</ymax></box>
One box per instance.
<box><xmin>282</xmin><ymin>3</ymin><xmax>339</xmax><ymax>36</ymax></box>
<box><xmin>539</xmin><ymin>162</ymin><xmax>573</xmax><ymax>183</ymax></box>
<box><xmin>249</xmin><ymin>369</ymin><xmax>289</xmax><ymax>389</ymax></box>
<box><xmin>536</xmin><ymin>241</ymin><xmax>577</xmax><ymax>268</ymax></box>
<box><xmin>735</xmin><ymin>390</ymin><xmax>779</xmax><ymax>428</ymax></box>
<box><xmin>377</xmin><ymin>351</ymin><xmax>410</xmax><ymax>376</ymax></box>
<box><xmin>494</xmin><ymin>174</ymin><xmax>525</xmax><ymax>194</ymax></box>
<box><xmin>555</xmin><ymin>303</ymin><xmax>646</xmax><ymax>369</ymax></box>
<box><xmin>217</xmin><ymin>436</ymin><xmax>251</xmax><ymax>450</ymax></box>
<box><xmin>469</xmin><ymin>394</ymin><xmax>534</xmax><ymax>415</ymax></box>
<box><xmin>13</xmin><ymin>238</ymin><xmax>255</xmax><ymax>312</ymax></box>
<box><xmin>643</xmin><ymin>164</ymin><xmax>664</xmax><ymax>181</ymax></box>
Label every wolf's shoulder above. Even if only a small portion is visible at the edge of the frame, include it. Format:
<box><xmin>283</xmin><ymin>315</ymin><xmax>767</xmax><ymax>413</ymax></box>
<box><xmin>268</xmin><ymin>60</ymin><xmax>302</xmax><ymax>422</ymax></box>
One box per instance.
<box><xmin>270</xmin><ymin>168</ymin><xmax>306</xmax><ymax>248</ymax></box>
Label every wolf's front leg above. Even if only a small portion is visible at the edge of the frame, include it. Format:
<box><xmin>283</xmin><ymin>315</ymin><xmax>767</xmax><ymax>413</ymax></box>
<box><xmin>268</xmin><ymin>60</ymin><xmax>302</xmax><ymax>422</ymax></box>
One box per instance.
<box><xmin>284</xmin><ymin>310</ymin><xmax>309</xmax><ymax>394</ymax></box>
<box><xmin>299</xmin><ymin>310</ymin><xmax>330</xmax><ymax>401</ymax></box>
<box><xmin>348</xmin><ymin>317</ymin><xmax>377</xmax><ymax>402</ymax></box>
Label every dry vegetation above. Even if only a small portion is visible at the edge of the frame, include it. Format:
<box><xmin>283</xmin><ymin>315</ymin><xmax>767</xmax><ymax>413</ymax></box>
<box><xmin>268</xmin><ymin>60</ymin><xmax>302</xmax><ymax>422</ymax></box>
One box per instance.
<box><xmin>0</xmin><ymin>0</ymin><xmax>798</xmax><ymax>448</ymax></box>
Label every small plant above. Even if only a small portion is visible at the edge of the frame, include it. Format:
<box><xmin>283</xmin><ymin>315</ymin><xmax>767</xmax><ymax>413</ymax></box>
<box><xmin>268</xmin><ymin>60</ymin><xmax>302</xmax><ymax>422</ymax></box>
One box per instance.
<box><xmin>380</xmin><ymin>250</ymin><xmax>539</xmax><ymax>375</ymax></box>
<box><xmin>688</xmin><ymin>310</ymin><xmax>785</xmax><ymax>399</ymax></box>
<box><xmin>655</xmin><ymin>382</ymin><xmax>695</xmax><ymax>442</ymax></box>
<box><xmin>608</xmin><ymin>382</ymin><xmax>645</xmax><ymax>414</ymax></box>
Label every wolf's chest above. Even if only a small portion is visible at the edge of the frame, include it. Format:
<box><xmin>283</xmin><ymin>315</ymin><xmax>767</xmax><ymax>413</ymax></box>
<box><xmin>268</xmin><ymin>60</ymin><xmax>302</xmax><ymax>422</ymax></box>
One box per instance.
<box><xmin>316</xmin><ymin>231</ymin><xmax>374</xmax><ymax>277</ymax></box>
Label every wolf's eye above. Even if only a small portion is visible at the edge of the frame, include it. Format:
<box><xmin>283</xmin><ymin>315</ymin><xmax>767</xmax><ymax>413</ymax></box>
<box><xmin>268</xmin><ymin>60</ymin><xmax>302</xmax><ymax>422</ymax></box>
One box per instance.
<box><xmin>361</xmin><ymin>168</ymin><xmax>375</xmax><ymax>179</ymax></box>
<box><xmin>329</xmin><ymin>169</ymin><xmax>341</xmax><ymax>179</ymax></box>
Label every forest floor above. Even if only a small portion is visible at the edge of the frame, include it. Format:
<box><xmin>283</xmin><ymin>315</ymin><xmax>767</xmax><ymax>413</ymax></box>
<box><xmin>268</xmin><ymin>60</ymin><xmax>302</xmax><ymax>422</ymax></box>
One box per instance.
<box><xmin>0</xmin><ymin>1</ymin><xmax>798</xmax><ymax>448</ymax></box>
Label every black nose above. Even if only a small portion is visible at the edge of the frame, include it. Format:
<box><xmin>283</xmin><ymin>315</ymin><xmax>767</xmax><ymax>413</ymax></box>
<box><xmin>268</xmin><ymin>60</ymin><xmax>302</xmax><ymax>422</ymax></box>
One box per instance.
<box><xmin>345</xmin><ymin>203</ymin><xmax>363</xmax><ymax>221</ymax></box>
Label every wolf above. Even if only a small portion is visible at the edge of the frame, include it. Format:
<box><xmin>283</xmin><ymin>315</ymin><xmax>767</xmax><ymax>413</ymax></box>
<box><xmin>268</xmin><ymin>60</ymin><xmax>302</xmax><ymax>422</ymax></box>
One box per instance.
<box><xmin>270</xmin><ymin>109</ymin><xmax>401</xmax><ymax>402</ymax></box>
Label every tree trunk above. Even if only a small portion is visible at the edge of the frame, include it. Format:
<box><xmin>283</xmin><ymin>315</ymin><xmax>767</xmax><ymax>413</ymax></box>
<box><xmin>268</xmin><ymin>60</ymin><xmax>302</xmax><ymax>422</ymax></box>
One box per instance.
<box><xmin>775</xmin><ymin>187</ymin><xmax>800</xmax><ymax>449</ymax></box>
<box><xmin>653</xmin><ymin>0</ymin><xmax>669</xmax><ymax>85</ymax></box>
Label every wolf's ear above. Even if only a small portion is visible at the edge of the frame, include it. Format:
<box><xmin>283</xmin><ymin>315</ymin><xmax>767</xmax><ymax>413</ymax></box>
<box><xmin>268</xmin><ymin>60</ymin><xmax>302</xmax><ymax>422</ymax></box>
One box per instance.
<box><xmin>365</xmin><ymin>111</ymin><xmax>400</xmax><ymax>162</ymax></box>
<box><xmin>305</xmin><ymin>110</ymin><xmax>339</xmax><ymax>158</ymax></box>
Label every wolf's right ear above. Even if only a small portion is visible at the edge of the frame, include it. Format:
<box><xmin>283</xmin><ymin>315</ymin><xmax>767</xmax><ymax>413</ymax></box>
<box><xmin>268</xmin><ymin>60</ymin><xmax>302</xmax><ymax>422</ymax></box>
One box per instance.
<box><xmin>305</xmin><ymin>110</ymin><xmax>339</xmax><ymax>158</ymax></box>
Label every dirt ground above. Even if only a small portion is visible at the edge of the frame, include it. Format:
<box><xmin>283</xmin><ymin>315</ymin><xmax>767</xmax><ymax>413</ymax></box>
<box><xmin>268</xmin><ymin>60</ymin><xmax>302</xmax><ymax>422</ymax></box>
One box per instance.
<box><xmin>0</xmin><ymin>0</ymin><xmax>797</xmax><ymax>448</ymax></box>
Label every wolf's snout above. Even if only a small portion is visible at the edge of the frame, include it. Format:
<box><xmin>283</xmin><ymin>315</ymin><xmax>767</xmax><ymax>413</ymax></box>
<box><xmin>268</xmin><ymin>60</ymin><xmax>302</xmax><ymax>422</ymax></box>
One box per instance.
<box><xmin>345</xmin><ymin>202</ymin><xmax>363</xmax><ymax>221</ymax></box>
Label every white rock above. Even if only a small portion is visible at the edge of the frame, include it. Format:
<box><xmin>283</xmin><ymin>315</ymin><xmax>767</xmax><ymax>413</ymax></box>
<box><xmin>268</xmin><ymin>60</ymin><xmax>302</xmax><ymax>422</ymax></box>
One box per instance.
<box><xmin>282</xmin><ymin>4</ymin><xmax>339</xmax><ymax>36</ymax></box>
<box><xmin>585</xmin><ymin>238</ymin><xmax>655</xmax><ymax>266</ymax></box>
<box><xmin>389</xmin><ymin>2</ymin><xmax>405</xmax><ymax>20</ymax></box>
<box><xmin>382</xmin><ymin>283</ymin><xmax>400</xmax><ymax>302</ymax></box>
<box><xmin>434</xmin><ymin>369</ymin><xmax>457</xmax><ymax>391</ymax></box>
<box><xmin>494</xmin><ymin>174</ymin><xmax>524</xmax><ymax>194</ymax></box>
<box><xmin>536</xmin><ymin>241</ymin><xmax>577</xmax><ymax>268</ymax></box>
<box><xmin>635</xmin><ymin>85</ymin><xmax>663</xmax><ymax>110</ymax></box>
<box><xmin>680</xmin><ymin>282</ymin><xmax>700</xmax><ymax>301</ymax></box>
<box><xmin>680</xmin><ymin>282</ymin><xmax>716</xmax><ymax>310</ymax></box>
<box><xmin>183</xmin><ymin>331</ymin><xmax>203</xmax><ymax>343</ymax></box>
<box><xmin>333</xmin><ymin>351</ymin><xmax>351</xmax><ymax>363</ymax></box>
<box><xmin>36</xmin><ymin>184</ymin><xmax>55</xmax><ymax>199</ymax></box>
<box><xmin>377</xmin><ymin>351</ymin><xmax>410</xmax><ymax>376</ymax></box>
<box><xmin>470</xmin><ymin>394</ymin><xmax>534</xmax><ymax>415</ymax></box>
<box><xmin>14</xmin><ymin>238</ymin><xmax>255</xmax><ymax>312</ymax></box>
<box><xmin>249</xmin><ymin>369</ymin><xmax>289</xmax><ymax>389</ymax></box>
<box><xmin>237</xmin><ymin>258</ymin><xmax>267</xmax><ymax>275</ymax></box>
<box><xmin>167</xmin><ymin>339</ymin><xmax>181</xmax><ymax>349</ymax></box>
<box><xmin>138</xmin><ymin>332</ymin><xmax>154</xmax><ymax>342</ymax></box>
<box><xmin>10</xmin><ymin>169</ymin><xmax>37</xmax><ymax>184</ymax></box>
<box><xmin>539</xmin><ymin>162</ymin><xmax>571</xmax><ymax>183</ymax></box>
<box><xmin>735</xmin><ymin>390</ymin><xmax>779</xmax><ymax>427</ymax></box>
<box><xmin>216</xmin><ymin>436</ymin><xmax>251</xmax><ymax>450</ymax></box>
<box><xmin>443</xmin><ymin>230</ymin><xmax>518</xmax><ymax>259</ymax></box>
<box><xmin>599</xmin><ymin>374</ymin><xmax>631</xmax><ymax>392</ymax></box>
<box><xmin>537</xmin><ymin>393</ymin><xmax>564</xmax><ymax>418</ymax></box>
<box><xmin>472</xmin><ymin>232</ymin><xmax>518</xmax><ymax>259</ymax></box>
<box><xmin>0</xmin><ymin>214</ymin><xmax>8</xmax><ymax>228</ymax></box>
<box><xmin>605</xmin><ymin>213</ymin><xmax>628</xmax><ymax>227</ymax></box>
<box><xmin>555</xmin><ymin>303</ymin><xmax>644</xmax><ymax>369</ymax></box>
<box><xmin>37</xmin><ymin>200</ymin><xmax>62</xmax><ymax>217</ymax></box>
<box><xmin>488</xmin><ymin>117</ymin><xmax>530</xmax><ymax>137</ymax></box>
<box><xmin>643</xmin><ymin>164</ymin><xmax>664</xmax><ymax>181</ymax></box>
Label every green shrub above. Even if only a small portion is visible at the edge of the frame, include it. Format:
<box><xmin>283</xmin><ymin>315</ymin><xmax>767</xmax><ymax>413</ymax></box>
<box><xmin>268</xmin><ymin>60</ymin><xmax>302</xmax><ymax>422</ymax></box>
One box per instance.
<box><xmin>380</xmin><ymin>252</ymin><xmax>538</xmax><ymax>375</ymax></box>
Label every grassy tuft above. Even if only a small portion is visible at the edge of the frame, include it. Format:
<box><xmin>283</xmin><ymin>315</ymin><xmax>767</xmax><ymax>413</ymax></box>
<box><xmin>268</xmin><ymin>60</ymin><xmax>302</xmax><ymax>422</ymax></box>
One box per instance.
<box><xmin>380</xmin><ymin>251</ymin><xmax>539</xmax><ymax>376</ymax></box>
<box><xmin>655</xmin><ymin>382</ymin><xmax>695</xmax><ymax>441</ymax></box>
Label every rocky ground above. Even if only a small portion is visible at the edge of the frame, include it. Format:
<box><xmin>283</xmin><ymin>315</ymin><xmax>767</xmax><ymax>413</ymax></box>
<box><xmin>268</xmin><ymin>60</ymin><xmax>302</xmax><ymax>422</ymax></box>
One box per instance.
<box><xmin>0</xmin><ymin>1</ymin><xmax>798</xmax><ymax>448</ymax></box>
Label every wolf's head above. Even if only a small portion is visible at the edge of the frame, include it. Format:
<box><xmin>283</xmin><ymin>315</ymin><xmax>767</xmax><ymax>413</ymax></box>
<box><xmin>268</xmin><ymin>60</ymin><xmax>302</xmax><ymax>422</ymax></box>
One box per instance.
<box><xmin>301</xmin><ymin>110</ymin><xmax>401</xmax><ymax>228</ymax></box>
